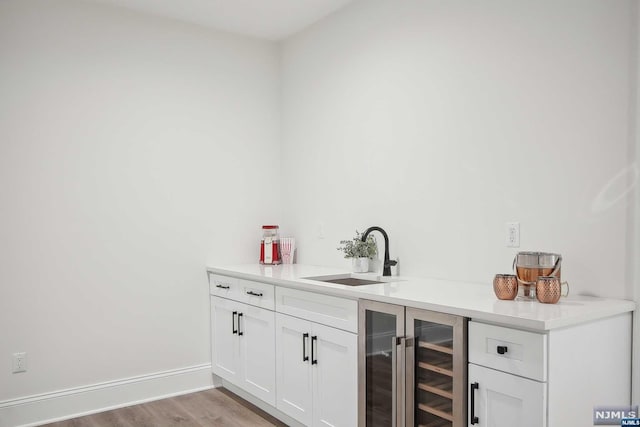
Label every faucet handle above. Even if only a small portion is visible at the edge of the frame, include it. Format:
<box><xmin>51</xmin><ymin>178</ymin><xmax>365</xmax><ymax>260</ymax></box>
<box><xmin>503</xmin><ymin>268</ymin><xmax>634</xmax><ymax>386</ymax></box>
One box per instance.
<box><xmin>385</xmin><ymin>259</ymin><xmax>398</xmax><ymax>267</ymax></box>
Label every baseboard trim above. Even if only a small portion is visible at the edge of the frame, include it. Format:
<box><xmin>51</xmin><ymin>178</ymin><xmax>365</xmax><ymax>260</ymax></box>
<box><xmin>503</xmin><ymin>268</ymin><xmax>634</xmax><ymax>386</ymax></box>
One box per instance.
<box><xmin>0</xmin><ymin>364</ymin><xmax>214</xmax><ymax>427</ymax></box>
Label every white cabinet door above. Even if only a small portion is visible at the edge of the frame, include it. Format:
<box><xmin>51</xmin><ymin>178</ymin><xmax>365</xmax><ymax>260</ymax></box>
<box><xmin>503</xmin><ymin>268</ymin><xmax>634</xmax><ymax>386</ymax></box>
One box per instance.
<box><xmin>211</xmin><ymin>296</ymin><xmax>241</xmax><ymax>383</ymax></box>
<box><xmin>275</xmin><ymin>312</ymin><xmax>358</xmax><ymax>427</ymax></box>
<box><xmin>468</xmin><ymin>363</ymin><xmax>546</xmax><ymax>427</ymax></box>
<box><xmin>240</xmin><ymin>304</ymin><xmax>276</xmax><ymax>406</ymax></box>
<box><xmin>212</xmin><ymin>296</ymin><xmax>276</xmax><ymax>406</ymax></box>
<box><xmin>275</xmin><ymin>313</ymin><xmax>313</xmax><ymax>426</ymax></box>
<box><xmin>311</xmin><ymin>322</ymin><xmax>358</xmax><ymax>427</ymax></box>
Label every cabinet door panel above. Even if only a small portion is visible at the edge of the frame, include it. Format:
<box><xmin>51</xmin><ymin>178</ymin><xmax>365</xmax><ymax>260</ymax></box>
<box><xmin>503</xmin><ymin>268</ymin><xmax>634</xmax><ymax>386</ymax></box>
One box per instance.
<box><xmin>211</xmin><ymin>296</ymin><xmax>241</xmax><ymax>383</ymax></box>
<box><xmin>468</xmin><ymin>363</ymin><xmax>546</xmax><ymax>427</ymax></box>
<box><xmin>240</xmin><ymin>304</ymin><xmax>276</xmax><ymax>406</ymax></box>
<box><xmin>275</xmin><ymin>313</ymin><xmax>313</xmax><ymax>426</ymax></box>
<box><xmin>312</xmin><ymin>322</ymin><xmax>358</xmax><ymax>427</ymax></box>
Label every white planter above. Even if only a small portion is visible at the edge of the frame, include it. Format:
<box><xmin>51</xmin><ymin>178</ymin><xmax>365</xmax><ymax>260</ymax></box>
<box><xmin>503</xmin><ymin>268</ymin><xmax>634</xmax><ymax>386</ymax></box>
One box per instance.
<box><xmin>351</xmin><ymin>257</ymin><xmax>369</xmax><ymax>273</ymax></box>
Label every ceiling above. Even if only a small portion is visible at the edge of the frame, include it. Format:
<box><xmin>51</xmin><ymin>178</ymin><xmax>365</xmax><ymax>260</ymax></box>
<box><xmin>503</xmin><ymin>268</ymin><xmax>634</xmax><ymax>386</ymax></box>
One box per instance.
<box><xmin>83</xmin><ymin>0</ymin><xmax>356</xmax><ymax>40</ymax></box>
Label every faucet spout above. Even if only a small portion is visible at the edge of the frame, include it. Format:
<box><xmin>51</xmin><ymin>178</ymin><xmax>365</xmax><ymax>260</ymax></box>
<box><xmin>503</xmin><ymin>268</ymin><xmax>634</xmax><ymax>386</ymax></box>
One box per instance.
<box><xmin>362</xmin><ymin>226</ymin><xmax>397</xmax><ymax>276</ymax></box>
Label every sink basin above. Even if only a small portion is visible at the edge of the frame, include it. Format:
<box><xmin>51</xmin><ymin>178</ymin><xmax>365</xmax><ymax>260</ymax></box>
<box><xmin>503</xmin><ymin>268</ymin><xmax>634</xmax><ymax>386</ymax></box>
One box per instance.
<box><xmin>303</xmin><ymin>274</ymin><xmax>402</xmax><ymax>287</ymax></box>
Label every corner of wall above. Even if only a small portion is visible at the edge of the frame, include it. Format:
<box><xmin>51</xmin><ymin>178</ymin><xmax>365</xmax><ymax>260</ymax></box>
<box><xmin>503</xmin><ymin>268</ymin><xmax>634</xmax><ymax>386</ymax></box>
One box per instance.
<box><xmin>631</xmin><ymin>0</ymin><xmax>640</xmax><ymax>406</ymax></box>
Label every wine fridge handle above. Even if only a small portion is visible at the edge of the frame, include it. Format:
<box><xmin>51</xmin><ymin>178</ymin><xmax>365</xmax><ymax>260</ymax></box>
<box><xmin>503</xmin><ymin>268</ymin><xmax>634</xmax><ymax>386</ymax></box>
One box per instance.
<box><xmin>391</xmin><ymin>336</ymin><xmax>397</xmax><ymax>427</ymax></box>
<box><xmin>399</xmin><ymin>337</ymin><xmax>407</xmax><ymax>427</ymax></box>
<box><xmin>470</xmin><ymin>382</ymin><xmax>479</xmax><ymax>425</ymax></box>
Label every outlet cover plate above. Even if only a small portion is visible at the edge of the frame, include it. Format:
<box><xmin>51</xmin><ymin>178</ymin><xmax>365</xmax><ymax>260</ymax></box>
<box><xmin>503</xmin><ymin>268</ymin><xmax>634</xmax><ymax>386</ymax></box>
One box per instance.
<box><xmin>12</xmin><ymin>352</ymin><xmax>27</xmax><ymax>373</ymax></box>
<box><xmin>506</xmin><ymin>222</ymin><xmax>520</xmax><ymax>247</ymax></box>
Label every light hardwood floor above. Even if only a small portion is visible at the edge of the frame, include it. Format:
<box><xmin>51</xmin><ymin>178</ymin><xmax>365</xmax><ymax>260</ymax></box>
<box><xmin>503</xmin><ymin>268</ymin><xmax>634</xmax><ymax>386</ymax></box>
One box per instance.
<box><xmin>40</xmin><ymin>388</ymin><xmax>288</xmax><ymax>427</ymax></box>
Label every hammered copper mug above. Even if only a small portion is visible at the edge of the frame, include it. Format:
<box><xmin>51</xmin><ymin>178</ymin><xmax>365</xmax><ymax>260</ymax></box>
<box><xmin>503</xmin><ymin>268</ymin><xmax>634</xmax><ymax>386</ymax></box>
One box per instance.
<box><xmin>493</xmin><ymin>274</ymin><xmax>518</xmax><ymax>300</ymax></box>
<box><xmin>535</xmin><ymin>276</ymin><xmax>569</xmax><ymax>304</ymax></box>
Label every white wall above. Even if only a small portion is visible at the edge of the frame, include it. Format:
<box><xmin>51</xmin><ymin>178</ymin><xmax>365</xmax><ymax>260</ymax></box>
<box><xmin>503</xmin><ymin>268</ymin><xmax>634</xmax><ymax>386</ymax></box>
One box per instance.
<box><xmin>281</xmin><ymin>0</ymin><xmax>636</xmax><ymax>299</ymax></box>
<box><xmin>2</xmin><ymin>0</ymin><xmax>638</xmax><ymax>420</ymax></box>
<box><xmin>0</xmin><ymin>0</ymin><xmax>280</xmax><ymax>403</ymax></box>
<box><xmin>633</xmin><ymin>0</ymin><xmax>640</xmax><ymax>406</ymax></box>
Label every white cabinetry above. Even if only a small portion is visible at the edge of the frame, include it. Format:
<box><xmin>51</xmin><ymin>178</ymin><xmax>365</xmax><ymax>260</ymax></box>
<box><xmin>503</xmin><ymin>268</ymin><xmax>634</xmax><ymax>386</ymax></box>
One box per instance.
<box><xmin>468</xmin><ymin>363</ymin><xmax>545</xmax><ymax>427</ymax></box>
<box><xmin>209</xmin><ymin>273</ymin><xmax>358</xmax><ymax>427</ymax></box>
<box><xmin>210</xmin><ymin>296</ymin><xmax>241</xmax><ymax>382</ymax></box>
<box><xmin>275</xmin><ymin>290</ymin><xmax>358</xmax><ymax>427</ymax></box>
<box><xmin>209</xmin><ymin>275</ymin><xmax>276</xmax><ymax>406</ymax></box>
<box><xmin>275</xmin><ymin>313</ymin><xmax>313</xmax><ymax>424</ymax></box>
<box><xmin>312</xmin><ymin>322</ymin><xmax>357</xmax><ymax>427</ymax></box>
<box><xmin>468</xmin><ymin>322</ymin><xmax>547</xmax><ymax>426</ymax></box>
<box><xmin>468</xmin><ymin>313</ymin><xmax>632</xmax><ymax>427</ymax></box>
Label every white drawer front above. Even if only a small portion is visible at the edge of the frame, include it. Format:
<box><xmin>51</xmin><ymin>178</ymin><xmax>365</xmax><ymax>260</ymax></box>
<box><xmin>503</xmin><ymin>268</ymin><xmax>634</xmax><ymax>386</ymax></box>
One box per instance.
<box><xmin>236</xmin><ymin>279</ymin><xmax>275</xmax><ymax>310</ymax></box>
<box><xmin>275</xmin><ymin>287</ymin><xmax>358</xmax><ymax>333</ymax></box>
<box><xmin>209</xmin><ymin>274</ymin><xmax>238</xmax><ymax>298</ymax></box>
<box><xmin>469</xmin><ymin>321</ymin><xmax>547</xmax><ymax>382</ymax></box>
<box><xmin>209</xmin><ymin>275</ymin><xmax>275</xmax><ymax>310</ymax></box>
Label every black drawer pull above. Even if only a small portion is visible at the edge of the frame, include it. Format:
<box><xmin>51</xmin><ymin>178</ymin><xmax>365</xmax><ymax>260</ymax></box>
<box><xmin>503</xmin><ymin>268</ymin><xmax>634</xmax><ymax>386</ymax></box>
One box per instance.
<box><xmin>497</xmin><ymin>345</ymin><xmax>508</xmax><ymax>355</ymax></box>
<box><xmin>246</xmin><ymin>290</ymin><xmax>263</xmax><ymax>297</ymax></box>
<box><xmin>232</xmin><ymin>311</ymin><xmax>238</xmax><ymax>335</ymax></box>
<box><xmin>311</xmin><ymin>336</ymin><xmax>318</xmax><ymax>365</ymax></box>
<box><xmin>303</xmin><ymin>333</ymin><xmax>309</xmax><ymax>362</ymax></box>
<box><xmin>238</xmin><ymin>312</ymin><xmax>243</xmax><ymax>336</ymax></box>
<box><xmin>470</xmin><ymin>382</ymin><xmax>479</xmax><ymax>424</ymax></box>
<box><xmin>216</xmin><ymin>284</ymin><xmax>230</xmax><ymax>289</ymax></box>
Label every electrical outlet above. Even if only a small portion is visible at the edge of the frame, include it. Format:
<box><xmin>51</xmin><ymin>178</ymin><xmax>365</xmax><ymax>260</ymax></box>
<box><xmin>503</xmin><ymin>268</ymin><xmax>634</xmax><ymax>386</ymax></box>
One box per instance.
<box><xmin>506</xmin><ymin>222</ymin><xmax>520</xmax><ymax>247</ymax></box>
<box><xmin>12</xmin><ymin>352</ymin><xmax>27</xmax><ymax>373</ymax></box>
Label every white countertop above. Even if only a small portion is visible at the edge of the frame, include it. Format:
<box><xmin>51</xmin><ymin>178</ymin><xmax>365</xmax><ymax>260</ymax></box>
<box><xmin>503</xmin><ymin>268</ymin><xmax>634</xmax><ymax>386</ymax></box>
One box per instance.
<box><xmin>207</xmin><ymin>264</ymin><xmax>635</xmax><ymax>331</ymax></box>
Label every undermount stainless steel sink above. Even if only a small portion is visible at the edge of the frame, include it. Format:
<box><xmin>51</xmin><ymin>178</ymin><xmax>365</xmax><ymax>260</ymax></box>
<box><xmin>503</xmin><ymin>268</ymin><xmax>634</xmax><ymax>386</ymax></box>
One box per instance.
<box><xmin>303</xmin><ymin>274</ymin><xmax>402</xmax><ymax>287</ymax></box>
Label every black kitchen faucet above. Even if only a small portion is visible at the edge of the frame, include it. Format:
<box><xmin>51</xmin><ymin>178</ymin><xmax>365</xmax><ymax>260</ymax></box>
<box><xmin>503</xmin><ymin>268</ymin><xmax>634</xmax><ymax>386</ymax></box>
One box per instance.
<box><xmin>362</xmin><ymin>226</ymin><xmax>397</xmax><ymax>276</ymax></box>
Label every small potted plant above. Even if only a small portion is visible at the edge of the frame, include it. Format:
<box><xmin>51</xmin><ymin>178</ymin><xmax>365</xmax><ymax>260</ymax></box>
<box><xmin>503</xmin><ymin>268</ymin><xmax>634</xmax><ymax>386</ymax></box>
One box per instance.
<box><xmin>337</xmin><ymin>230</ymin><xmax>377</xmax><ymax>273</ymax></box>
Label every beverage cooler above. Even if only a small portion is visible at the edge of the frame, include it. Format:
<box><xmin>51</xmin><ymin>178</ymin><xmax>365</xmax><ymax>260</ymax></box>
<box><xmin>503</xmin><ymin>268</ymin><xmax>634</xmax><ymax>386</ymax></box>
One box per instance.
<box><xmin>358</xmin><ymin>300</ymin><xmax>467</xmax><ymax>427</ymax></box>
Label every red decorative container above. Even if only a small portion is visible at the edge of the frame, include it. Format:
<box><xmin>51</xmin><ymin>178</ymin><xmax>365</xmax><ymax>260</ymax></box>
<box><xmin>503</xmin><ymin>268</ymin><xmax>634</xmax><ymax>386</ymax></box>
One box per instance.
<box><xmin>259</xmin><ymin>225</ymin><xmax>281</xmax><ymax>265</ymax></box>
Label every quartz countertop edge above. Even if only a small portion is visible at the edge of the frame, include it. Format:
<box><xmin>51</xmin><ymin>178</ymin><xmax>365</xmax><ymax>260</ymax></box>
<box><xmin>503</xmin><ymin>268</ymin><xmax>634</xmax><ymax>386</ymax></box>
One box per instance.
<box><xmin>207</xmin><ymin>264</ymin><xmax>635</xmax><ymax>332</ymax></box>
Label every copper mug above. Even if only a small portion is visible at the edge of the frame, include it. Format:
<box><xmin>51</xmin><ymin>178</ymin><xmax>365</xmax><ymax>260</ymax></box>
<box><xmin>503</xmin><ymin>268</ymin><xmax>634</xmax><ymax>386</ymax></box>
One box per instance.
<box><xmin>493</xmin><ymin>274</ymin><xmax>518</xmax><ymax>300</ymax></box>
<box><xmin>535</xmin><ymin>276</ymin><xmax>569</xmax><ymax>304</ymax></box>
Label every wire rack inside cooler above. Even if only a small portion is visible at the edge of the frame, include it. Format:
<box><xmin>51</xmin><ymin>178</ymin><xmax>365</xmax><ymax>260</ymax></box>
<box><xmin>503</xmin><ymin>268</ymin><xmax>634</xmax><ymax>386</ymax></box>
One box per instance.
<box><xmin>415</xmin><ymin>322</ymin><xmax>455</xmax><ymax>427</ymax></box>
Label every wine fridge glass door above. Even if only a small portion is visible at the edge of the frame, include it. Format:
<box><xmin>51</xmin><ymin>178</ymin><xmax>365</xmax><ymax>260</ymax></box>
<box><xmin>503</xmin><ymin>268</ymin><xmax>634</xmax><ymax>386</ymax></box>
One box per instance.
<box><xmin>406</xmin><ymin>308</ymin><xmax>467</xmax><ymax>427</ymax></box>
<box><xmin>359</xmin><ymin>300</ymin><xmax>405</xmax><ymax>427</ymax></box>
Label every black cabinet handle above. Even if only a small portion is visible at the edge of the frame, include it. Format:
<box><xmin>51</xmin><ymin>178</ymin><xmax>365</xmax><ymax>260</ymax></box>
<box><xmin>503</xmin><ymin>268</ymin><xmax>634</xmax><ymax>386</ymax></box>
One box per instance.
<box><xmin>238</xmin><ymin>313</ymin><xmax>243</xmax><ymax>336</ymax></box>
<box><xmin>232</xmin><ymin>311</ymin><xmax>238</xmax><ymax>335</ymax></box>
<box><xmin>311</xmin><ymin>336</ymin><xmax>318</xmax><ymax>365</ymax></box>
<box><xmin>246</xmin><ymin>290</ymin><xmax>263</xmax><ymax>297</ymax></box>
<box><xmin>470</xmin><ymin>382</ymin><xmax>479</xmax><ymax>425</ymax></box>
<box><xmin>303</xmin><ymin>333</ymin><xmax>309</xmax><ymax>362</ymax></box>
<box><xmin>216</xmin><ymin>284</ymin><xmax>230</xmax><ymax>289</ymax></box>
<box><xmin>497</xmin><ymin>345</ymin><xmax>508</xmax><ymax>355</ymax></box>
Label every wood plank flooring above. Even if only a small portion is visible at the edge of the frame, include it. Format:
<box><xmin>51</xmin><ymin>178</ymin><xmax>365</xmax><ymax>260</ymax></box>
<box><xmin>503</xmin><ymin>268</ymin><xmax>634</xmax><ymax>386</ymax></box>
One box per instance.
<box><xmin>41</xmin><ymin>388</ymin><xmax>288</xmax><ymax>427</ymax></box>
